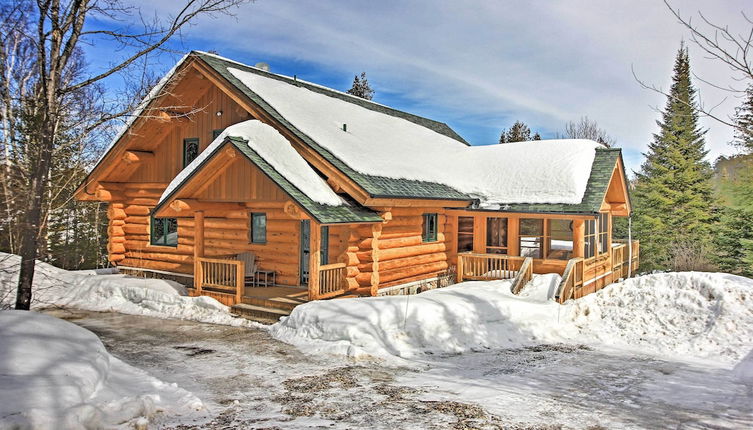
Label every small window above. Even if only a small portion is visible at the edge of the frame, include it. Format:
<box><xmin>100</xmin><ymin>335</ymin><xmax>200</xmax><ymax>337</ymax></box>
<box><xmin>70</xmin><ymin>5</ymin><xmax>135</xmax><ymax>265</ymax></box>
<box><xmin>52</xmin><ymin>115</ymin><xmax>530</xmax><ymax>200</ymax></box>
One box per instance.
<box><xmin>150</xmin><ymin>216</ymin><xmax>177</xmax><ymax>246</ymax></box>
<box><xmin>212</xmin><ymin>129</ymin><xmax>224</xmax><ymax>140</ymax></box>
<box><xmin>249</xmin><ymin>213</ymin><xmax>267</xmax><ymax>244</ymax></box>
<box><xmin>486</xmin><ymin>217</ymin><xmax>508</xmax><ymax>254</ymax></box>
<box><xmin>547</xmin><ymin>219</ymin><xmax>573</xmax><ymax>260</ymax></box>
<box><xmin>183</xmin><ymin>138</ymin><xmax>199</xmax><ymax>167</ymax></box>
<box><xmin>320</xmin><ymin>226</ymin><xmax>330</xmax><ymax>265</ymax></box>
<box><xmin>585</xmin><ymin>219</ymin><xmax>597</xmax><ymax>258</ymax></box>
<box><xmin>457</xmin><ymin>216</ymin><xmax>474</xmax><ymax>252</ymax></box>
<box><xmin>422</xmin><ymin>213</ymin><xmax>438</xmax><ymax>243</ymax></box>
<box><xmin>598</xmin><ymin>212</ymin><xmax>609</xmax><ymax>255</ymax></box>
<box><xmin>519</xmin><ymin>218</ymin><xmax>544</xmax><ymax>258</ymax></box>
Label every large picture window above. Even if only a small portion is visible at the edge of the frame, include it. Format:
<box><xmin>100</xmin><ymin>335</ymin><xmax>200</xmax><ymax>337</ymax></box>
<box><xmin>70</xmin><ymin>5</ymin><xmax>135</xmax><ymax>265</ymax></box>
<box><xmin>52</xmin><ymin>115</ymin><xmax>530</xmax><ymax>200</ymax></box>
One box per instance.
<box><xmin>422</xmin><ymin>213</ymin><xmax>438</xmax><ymax>242</ymax></box>
<box><xmin>585</xmin><ymin>219</ymin><xmax>597</xmax><ymax>258</ymax></box>
<box><xmin>183</xmin><ymin>137</ymin><xmax>199</xmax><ymax>167</ymax></box>
<box><xmin>486</xmin><ymin>217</ymin><xmax>508</xmax><ymax>254</ymax></box>
<box><xmin>519</xmin><ymin>218</ymin><xmax>544</xmax><ymax>258</ymax></box>
<box><xmin>584</xmin><ymin>213</ymin><xmax>610</xmax><ymax>258</ymax></box>
<box><xmin>457</xmin><ymin>216</ymin><xmax>474</xmax><ymax>252</ymax></box>
<box><xmin>150</xmin><ymin>216</ymin><xmax>177</xmax><ymax>246</ymax></box>
<box><xmin>547</xmin><ymin>219</ymin><xmax>573</xmax><ymax>260</ymax></box>
<box><xmin>249</xmin><ymin>212</ymin><xmax>267</xmax><ymax>244</ymax></box>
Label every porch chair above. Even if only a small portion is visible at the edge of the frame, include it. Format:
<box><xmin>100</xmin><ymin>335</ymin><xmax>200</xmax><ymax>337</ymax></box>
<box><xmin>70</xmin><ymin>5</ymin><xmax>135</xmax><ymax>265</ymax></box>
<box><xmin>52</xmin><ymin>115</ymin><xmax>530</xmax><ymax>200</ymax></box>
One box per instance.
<box><xmin>236</xmin><ymin>251</ymin><xmax>258</xmax><ymax>287</ymax></box>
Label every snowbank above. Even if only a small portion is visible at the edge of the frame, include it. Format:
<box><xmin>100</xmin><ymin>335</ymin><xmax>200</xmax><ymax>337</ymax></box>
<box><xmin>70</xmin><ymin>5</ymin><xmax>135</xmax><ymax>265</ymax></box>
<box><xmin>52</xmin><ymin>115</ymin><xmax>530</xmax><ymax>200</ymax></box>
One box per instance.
<box><xmin>0</xmin><ymin>253</ymin><xmax>258</xmax><ymax>328</ymax></box>
<box><xmin>160</xmin><ymin>120</ymin><xmax>343</xmax><ymax>207</ymax></box>
<box><xmin>0</xmin><ymin>311</ymin><xmax>203</xmax><ymax>429</ymax></box>
<box><xmin>271</xmin><ymin>272</ymin><xmax>753</xmax><ymax>365</ymax></box>
<box><xmin>228</xmin><ymin>66</ymin><xmax>599</xmax><ymax>206</ymax></box>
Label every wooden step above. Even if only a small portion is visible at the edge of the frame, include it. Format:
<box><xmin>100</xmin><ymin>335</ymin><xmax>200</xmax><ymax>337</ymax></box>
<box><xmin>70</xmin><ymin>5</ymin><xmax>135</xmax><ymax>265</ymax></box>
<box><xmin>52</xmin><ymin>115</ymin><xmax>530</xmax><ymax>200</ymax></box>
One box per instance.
<box><xmin>231</xmin><ymin>303</ymin><xmax>291</xmax><ymax>324</ymax></box>
<box><xmin>242</xmin><ymin>295</ymin><xmax>304</xmax><ymax>311</ymax></box>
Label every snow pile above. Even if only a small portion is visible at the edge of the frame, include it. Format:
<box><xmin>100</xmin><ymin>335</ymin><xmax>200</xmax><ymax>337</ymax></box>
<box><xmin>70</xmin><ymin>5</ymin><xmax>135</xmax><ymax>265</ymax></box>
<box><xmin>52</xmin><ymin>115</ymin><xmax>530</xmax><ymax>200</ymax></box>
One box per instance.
<box><xmin>569</xmin><ymin>272</ymin><xmax>753</xmax><ymax>363</ymax></box>
<box><xmin>0</xmin><ymin>310</ymin><xmax>203</xmax><ymax>429</ymax></box>
<box><xmin>0</xmin><ymin>254</ymin><xmax>257</xmax><ymax>327</ymax></box>
<box><xmin>271</xmin><ymin>272</ymin><xmax>753</xmax><ymax>364</ymax></box>
<box><xmin>228</xmin><ymin>66</ymin><xmax>599</xmax><ymax>206</ymax></box>
<box><xmin>270</xmin><ymin>278</ymin><xmax>577</xmax><ymax>360</ymax></box>
<box><xmin>160</xmin><ymin>120</ymin><xmax>342</xmax><ymax>207</ymax></box>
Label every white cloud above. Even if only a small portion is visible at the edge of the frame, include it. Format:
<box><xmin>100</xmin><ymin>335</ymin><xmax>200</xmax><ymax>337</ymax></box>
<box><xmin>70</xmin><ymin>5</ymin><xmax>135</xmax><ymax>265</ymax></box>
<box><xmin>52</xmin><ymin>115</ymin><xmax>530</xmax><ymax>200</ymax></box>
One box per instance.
<box><xmin>130</xmin><ymin>0</ymin><xmax>750</xmax><ymax>172</ymax></box>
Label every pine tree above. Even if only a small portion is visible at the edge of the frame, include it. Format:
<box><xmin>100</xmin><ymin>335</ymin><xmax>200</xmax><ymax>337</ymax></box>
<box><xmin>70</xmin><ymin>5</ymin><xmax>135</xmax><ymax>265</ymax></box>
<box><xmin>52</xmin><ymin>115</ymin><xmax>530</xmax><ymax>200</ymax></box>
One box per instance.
<box><xmin>499</xmin><ymin>121</ymin><xmax>536</xmax><ymax>143</ymax></box>
<box><xmin>632</xmin><ymin>43</ymin><xmax>717</xmax><ymax>271</ymax></box>
<box><xmin>732</xmin><ymin>85</ymin><xmax>753</xmax><ymax>152</ymax></box>
<box><xmin>346</xmin><ymin>72</ymin><xmax>375</xmax><ymax>100</ymax></box>
<box><xmin>713</xmin><ymin>207</ymin><xmax>753</xmax><ymax>277</ymax></box>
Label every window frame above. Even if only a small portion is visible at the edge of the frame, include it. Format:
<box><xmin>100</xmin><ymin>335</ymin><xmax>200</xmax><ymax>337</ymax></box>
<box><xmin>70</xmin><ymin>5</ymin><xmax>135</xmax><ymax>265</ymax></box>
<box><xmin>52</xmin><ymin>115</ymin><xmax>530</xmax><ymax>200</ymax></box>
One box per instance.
<box><xmin>546</xmin><ymin>219</ymin><xmax>573</xmax><ymax>260</ymax></box>
<box><xmin>597</xmin><ymin>212</ymin><xmax>610</xmax><ymax>255</ymax></box>
<box><xmin>150</xmin><ymin>215</ymin><xmax>178</xmax><ymax>247</ymax></box>
<box><xmin>182</xmin><ymin>137</ymin><xmax>200</xmax><ymax>168</ymax></box>
<box><xmin>320</xmin><ymin>226</ymin><xmax>330</xmax><ymax>265</ymax></box>
<box><xmin>485</xmin><ymin>217</ymin><xmax>508</xmax><ymax>254</ymax></box>
<box><xmin>457</xmin><ymin>216</ymin><xmax>474</xmax><ymax>253</ymax></box>
<box><xmin>249</xmin><ymin>212</ymin><xmax>267</xmax><ymax>244</ymax></box>
<box><xmin>422</xmin><ymin>213</ymin><xmax>438</xmax><ymax>243</ymax></box>
<box><xmin>519</xmin><ymin>218</ymin><xmax>545</xmax><ymax>259</ymax></box>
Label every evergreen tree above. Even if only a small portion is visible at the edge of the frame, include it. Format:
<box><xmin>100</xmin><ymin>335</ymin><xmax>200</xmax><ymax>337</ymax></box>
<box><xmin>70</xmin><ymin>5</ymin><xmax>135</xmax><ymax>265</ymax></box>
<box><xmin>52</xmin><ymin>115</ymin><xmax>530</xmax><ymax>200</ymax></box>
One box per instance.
<box><xmin>632</xmin><ymin>43</ymin><xmax>717</xmax><ymax>271</ymax></box>
<box><xmin>732</xmin><ymin>84</ymin><xmax>753</xmax><ymax>152</ymax></box>
<box><xmin>713</xmin><ymin>207</ymin><xmax>753</xmax><ymax>277</ymax></box>
<box><xmin>346</xmin><ymin>72</ymin><xmax>375</xmax><ymax>100</ymax></box>
<box><xmin>499</xmin><ymin>120</ymin><xmax>538</xmax><ymax>143</ymax></box>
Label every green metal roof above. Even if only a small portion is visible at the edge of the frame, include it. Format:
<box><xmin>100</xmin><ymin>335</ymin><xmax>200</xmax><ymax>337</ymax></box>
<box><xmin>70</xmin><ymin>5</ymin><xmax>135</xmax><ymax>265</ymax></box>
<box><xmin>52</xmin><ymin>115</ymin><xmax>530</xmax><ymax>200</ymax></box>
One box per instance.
<box><xmin>486</xmin><ymin>148</ymin><xmax>623</xmax><ymax>215</ymax></box>
<box><xmin>195</xmin><ymin>52</ymin><xmax>473</xmax><ymax>202</ymax></box>
<box><xmin>228</xmin><ymin>138</ymin><xmax>382</xmax><ymax>224</ymax></box>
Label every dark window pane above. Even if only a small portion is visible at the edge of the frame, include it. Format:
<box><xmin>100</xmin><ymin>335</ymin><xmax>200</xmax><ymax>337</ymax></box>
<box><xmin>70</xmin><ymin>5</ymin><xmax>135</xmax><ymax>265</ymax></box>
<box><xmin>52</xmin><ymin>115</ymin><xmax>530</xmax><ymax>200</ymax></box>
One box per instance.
<box><xmin>486</xmin><ymin>217</ymin><xmax>508</xmax><ymax>248</ymax></box>
<box><xmin>457</xmin><ymin>234</ymin><xmax>474</xmax><ymax>252</ymax></box>
<box><xmin>251</xmin><ymin>213</ymin><xmax>267</xmax><ymax>243</ymax></box>
<box><xmin>458</xmin><ymin>217</ymin><xmax>474</xmax><ymax>234</ymax></box>
<box><xmin>151</xmin><ymin>217</ymin><xmax>177</xmax><ymax>246</ymax></box>
<box><xmin>183</xmin><ymin>138</ymin><xmax>199</xmax><ymax>167</ymax></box>
<box><xmin>520</xmin><ymin>237</ymin><xmax>542</xmax><ymax>258</ymax></box>
<box><xmin>320</xmin><ymin>226</ymin><xmax>329</xmax><ymax>265</ymax></box>
<box><xmin>423</xmin><ymin>213</ymin><xmax>438</xmax><ymax>242</ymax></box>
<box><xmin>547</xmin><ymin>219</ymin><xmax>572</xmax><ymax>260</ymax></box>
<box><xmin>520</xmin><ymin>219</ymin><xmax>543</xmax><ymax>235</ymax></box>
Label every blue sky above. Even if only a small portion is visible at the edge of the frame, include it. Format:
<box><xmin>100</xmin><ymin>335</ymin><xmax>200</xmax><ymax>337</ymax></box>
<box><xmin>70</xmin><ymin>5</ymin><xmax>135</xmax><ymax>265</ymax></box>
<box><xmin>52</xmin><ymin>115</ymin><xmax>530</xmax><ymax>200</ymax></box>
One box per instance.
<box><xmin>84</xmin><ymin>0</ymin><xmax>751</xmax><ymax>174</ymax></box>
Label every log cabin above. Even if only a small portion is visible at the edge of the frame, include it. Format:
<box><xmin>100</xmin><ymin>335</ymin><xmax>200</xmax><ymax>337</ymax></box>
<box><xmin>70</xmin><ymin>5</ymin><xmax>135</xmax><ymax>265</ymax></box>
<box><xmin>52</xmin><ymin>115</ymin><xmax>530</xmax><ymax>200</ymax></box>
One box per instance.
<box><xmin>74</xmin><ymin>51</ymin><xmax>638</xmax><ymax>321</ymax></box>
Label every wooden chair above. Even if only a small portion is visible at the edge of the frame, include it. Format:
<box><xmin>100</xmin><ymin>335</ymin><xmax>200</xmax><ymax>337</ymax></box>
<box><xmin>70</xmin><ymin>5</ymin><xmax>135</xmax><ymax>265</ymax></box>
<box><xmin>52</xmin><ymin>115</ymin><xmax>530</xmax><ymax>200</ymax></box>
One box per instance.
<box><xmin>236</xmin><ymin>252</ymin><xmax>258</xmax><ymax>287</ymax></box>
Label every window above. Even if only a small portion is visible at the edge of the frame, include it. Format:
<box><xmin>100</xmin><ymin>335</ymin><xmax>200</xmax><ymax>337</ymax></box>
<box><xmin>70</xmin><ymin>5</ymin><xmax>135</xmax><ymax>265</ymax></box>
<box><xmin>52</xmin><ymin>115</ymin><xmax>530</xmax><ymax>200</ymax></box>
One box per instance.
<box><xmin>249</xmin><ymin>212</ymin><xmax>267</xmax><ymax>244</ymax></box>
<box><xmin>457</xmin><ymin>216</ymin><xmax>474</xmax><ymax>252</ymax></box>
<box><xmin>212</xmin><ymin>129</ymin><xmax>224</xmax><ymax>140</ymax></box>
<box><xmin>585</xmin><ymin>219</ymin><xmax>597</xmax><ymax>258</ymax></box>
<box><xmin>519</xmin><ymin>218</ymin><xmax>544</xmax><ymax>258</ymax></box>
<box><xmin>584</xmin><ymin>213</ymin><xmax>609</xmax><ymax>258</ymax></box>
<box><xmin>320</xmin><ymin>226</ymin><xmax>330</xmax><ymax>265</ymax></box>
<box><xmin>486</xmin><ymin>217</ymin><xmax>508</xmax><ymax>254</ymax></box>
<box><xmin>150</xmin><ymin>216</ymin><xmax>177</xmax><ymax>246</ymax></box>
<box><xmin>422</xmin><ymin>213</ymin><xmax>438</xmax><ymax>242</ymax></box>
<box><xmin>547</xmin><ymin>219</ymin><xmax>573</xmax><ymax>260</ymax></box>
<box><xmin>598</xmin><ymin>212</ymin><xmax>609</xmax><ymax>254</ymax></box>
<box><xmin>183</xmin><ymin>138</ymin><xmax>199</xmax><ymax>167</ymax></box>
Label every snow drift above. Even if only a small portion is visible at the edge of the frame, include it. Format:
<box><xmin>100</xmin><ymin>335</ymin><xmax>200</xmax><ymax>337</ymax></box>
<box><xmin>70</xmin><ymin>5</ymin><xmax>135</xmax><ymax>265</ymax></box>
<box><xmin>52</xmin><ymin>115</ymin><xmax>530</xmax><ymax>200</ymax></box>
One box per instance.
<box><xmin>0</xmin><ymin>311</ymin><xmax>203</xmax><ymax>429</ymax></box>
<box><xmin>271</xmin><ymin>272</ymin><xmax>753</xmax><ymax>365</ymax></box>
<box><xmin>0</xmin><ymin>253</ymin><xmax>256</xmax><ymax>327</ymax></box>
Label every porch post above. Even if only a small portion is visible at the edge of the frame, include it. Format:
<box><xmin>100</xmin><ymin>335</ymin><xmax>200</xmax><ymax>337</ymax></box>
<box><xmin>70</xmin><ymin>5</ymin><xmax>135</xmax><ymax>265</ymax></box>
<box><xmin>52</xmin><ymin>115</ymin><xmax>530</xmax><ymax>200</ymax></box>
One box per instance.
<box><xmin>308</xmin><ymin>221</ymin><xmax>321</xmax><ymax>301</ymax></box>
<box><xmin>572</xmin><ymin>219</ymin><xmax>585</xmax><ymax>258</ymax></box>
<box><xmin>193</xmin><ymin>210</ymin><xmax>205</xmax><ymax>293</ymax></box>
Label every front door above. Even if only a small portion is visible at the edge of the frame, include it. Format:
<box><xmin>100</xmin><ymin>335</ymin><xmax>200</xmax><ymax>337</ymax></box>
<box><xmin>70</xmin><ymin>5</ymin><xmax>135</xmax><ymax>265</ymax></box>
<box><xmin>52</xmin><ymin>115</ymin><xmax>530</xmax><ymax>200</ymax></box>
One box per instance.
<box><xmin>300</xmin><ymin>220</ymin><xmax>310</xmax><ymax>286</ymax></box>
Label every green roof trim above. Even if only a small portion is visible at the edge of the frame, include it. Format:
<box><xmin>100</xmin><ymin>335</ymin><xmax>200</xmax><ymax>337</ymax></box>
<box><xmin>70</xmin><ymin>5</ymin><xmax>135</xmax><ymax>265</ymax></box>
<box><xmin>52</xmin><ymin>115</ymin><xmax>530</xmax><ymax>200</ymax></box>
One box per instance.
<box><xmin>195</xmin><ymin>52</ymin><xmax>473</xmax><ymax>201</ymax></box>
<box><xmin>490</xmin><ymin>148</ymin><xmax>622</xmax><ymax>215</ymax></box>
<box><xmin>228</xmin><ymin>138</ymin><xmax>383</xmax><ymax>224</ymax></box>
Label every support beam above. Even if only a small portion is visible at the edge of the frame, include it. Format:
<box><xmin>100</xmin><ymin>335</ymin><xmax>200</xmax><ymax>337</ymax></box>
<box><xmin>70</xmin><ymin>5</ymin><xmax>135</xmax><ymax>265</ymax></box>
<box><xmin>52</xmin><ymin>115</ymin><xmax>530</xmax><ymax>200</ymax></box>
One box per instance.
<box><xmin>193</xmin><ymin>210</ymin><xmax>205</xmax><ymax>293</ymax></box>
<box><xmin>122</xmin><ymin>150</ymin><xmax>155</xmax><ymax>165</ymax></box>
<box><xmin>308</xmin><ymin>223</ymin><xmax>322</xmax><ymax>301</ymax></box>
<box><xmin>169</xmin><ymin>199</ymin><xmax>245</xmax><ymax>213</ymax></box>
<box><xmin>572</xmin><ymin>219</ymin><xmax>585</xmax><ymax>258</ymax></box>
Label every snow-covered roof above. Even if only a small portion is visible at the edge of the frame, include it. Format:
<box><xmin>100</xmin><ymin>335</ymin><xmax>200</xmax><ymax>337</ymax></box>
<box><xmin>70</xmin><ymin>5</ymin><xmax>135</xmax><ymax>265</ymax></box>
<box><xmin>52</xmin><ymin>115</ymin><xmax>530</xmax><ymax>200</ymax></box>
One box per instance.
<box><xmin>227</xmin><ymin>66</ymin><xmax>598</xmax><ymax>206</ymax></box>
<box><xmin>159</xmin><ymin>120</ymin><xmax>342</xmax><ymax>206</ymax></box>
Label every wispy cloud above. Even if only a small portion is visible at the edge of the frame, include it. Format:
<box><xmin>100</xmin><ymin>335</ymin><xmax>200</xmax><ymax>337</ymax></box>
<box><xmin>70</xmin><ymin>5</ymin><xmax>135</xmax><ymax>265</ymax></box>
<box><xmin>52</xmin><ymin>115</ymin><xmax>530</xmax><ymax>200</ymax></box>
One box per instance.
<box><xmin>124</xmin><ymin>0</ymin><xmax>751</xmax><ymax>172</ymax></box>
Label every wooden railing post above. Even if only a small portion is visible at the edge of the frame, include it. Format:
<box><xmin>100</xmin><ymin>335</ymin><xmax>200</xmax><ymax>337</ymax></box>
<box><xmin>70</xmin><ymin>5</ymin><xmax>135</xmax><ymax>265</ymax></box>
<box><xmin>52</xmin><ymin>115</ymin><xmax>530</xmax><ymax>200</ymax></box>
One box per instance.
<box><xmin>457</xmin><ymin>253</ymin><xmax>465</xmax><ymax>282</ymax></box>
<box><xmin>235</xmin><ymin>260</ymin><xmax>244</xmax><ymax>304</ymax></box>
<box><xmin>193</xmin><ymin>210</ymin><xmax>205</xmax><ymax>294</ymax></box>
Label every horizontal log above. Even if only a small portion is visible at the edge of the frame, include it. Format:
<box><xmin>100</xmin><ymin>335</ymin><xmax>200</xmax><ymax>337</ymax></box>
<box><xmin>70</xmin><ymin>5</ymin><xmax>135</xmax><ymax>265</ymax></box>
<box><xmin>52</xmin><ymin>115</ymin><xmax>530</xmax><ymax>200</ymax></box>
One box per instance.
<box><xmin>108</xmin><ymin>225</ymin><xmax>125</xmax><ymax>237</ymax></box>
<box><xmin>123</xmin><ymin>224</ymin><xmax>148</xmax><ymax>235</ymax></box>
<box><xmin>124</xmin><ymin>197</ymin><xmax>158</xmax><ymax>206</ymax></box>
<box><xmin>124</xmin><ymin>205</ymin><xmax>151</xmax><ymax>216</ymax></box>
<box><xmin>108</xmin><ymin>242</ymin><xmax>126</xmax><ymax>254</ymax></box>
<box><xmin>379</xmin><ymin>261</ymin><xmax>449</xmax><ymax>284</ymax></box>
<box><xmin>379</xmin><ymin>226</ymin><xmax>422</xmax><ymax>239</ymax></box>
<box><xmin>107</xmin><ymin>206</ymin><xmax>127</xmax><ymax>220</ymax></box>
<box><xmin>359</xmin><ymin>235</ymin><xmax>422</xmax><ymax>250</ymax></box>
<box><xmin>110</xmin><ymin>219</ymin><xmax>126</xmax><ymax>227</ymax></box>
<box><xmin>125</xmin><ymin>216</ymin><xmax>149</xmax><ymax>225</ymax></box>
<box><xmin>359</xmin><ymin>251</ymin><xmax>446</xmax><ymax>272</ymax></box>
<box><xmin>124</xmin><ymin>189</ymin><xmax>163</xmax><ymax>199</ymax></box>
<box><xmin>109</xmin><ymin>253</ymin><xmax>126</xmax><ymax>263</ymax></box>
<box><xmin>125</xmin><ymin>251</ymin><xmax>193</xmax><ymax>264</ymax></box>
<box><xmin>119</xmin><ymin>258</ymin><xmax>192</xmax><ymax>274</ymax></box>
<box><xmin>356</xmin><ymin>271</ymin><xmax>379</xmax><ymax>287</ymax></box>
<box><xmin>359</xmin><ymin>242</ymin><xmax>447</xmax><ymax>263</ymax></box>
<box><xmin>111</xmin><ymin>236</ymin><xmax>126</xmax><ymax>244</ymax></box>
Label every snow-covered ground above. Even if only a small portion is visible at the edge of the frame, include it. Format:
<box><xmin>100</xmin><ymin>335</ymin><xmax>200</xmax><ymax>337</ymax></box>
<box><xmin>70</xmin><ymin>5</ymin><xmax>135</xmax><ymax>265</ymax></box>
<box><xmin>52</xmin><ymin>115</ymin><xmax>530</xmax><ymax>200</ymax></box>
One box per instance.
<box><xmin>271</xmin><ymin>272</ymin><xmax>753</xmax><ymax>365</ymax></box>
<box><xmin>0</xmin><ymin>253</ymin><xmax>258</xmax><ymax>328</ymax></box>
<box><xmin>0</xmin><ymin>311</ymin><xmax>203</xmax><ymax>429</ymax></box>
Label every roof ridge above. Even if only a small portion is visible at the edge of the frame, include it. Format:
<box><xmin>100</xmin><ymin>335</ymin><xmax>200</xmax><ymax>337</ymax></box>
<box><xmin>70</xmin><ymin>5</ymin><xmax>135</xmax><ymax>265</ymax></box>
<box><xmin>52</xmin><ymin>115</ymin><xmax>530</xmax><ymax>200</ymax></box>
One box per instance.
<box><xmin>191</xmin><ymin>51</ymin><xmax>469</xmax><ymax>145</ymax></box>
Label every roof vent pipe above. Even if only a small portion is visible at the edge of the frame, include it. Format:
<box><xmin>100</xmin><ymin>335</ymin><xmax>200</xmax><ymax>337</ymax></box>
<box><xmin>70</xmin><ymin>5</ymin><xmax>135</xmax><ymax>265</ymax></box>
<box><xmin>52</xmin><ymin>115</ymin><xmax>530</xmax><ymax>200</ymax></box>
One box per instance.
<box><xmin>254</xmin><ymin>62</ymin><xmax>270</xmax><ymax>72</ymax></box>
<box><xmin>342</xmin><ymin>123</ymin><xmax>347</xmax><ymax>132</ymax></box>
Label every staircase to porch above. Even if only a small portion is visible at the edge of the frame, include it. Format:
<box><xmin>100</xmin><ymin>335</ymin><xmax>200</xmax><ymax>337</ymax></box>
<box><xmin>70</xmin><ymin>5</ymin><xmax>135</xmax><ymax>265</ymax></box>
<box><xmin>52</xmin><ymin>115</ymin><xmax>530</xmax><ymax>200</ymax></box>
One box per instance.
<box><xmin>231</xmin><ymin>286</ymin><xmax>309</xmax><ymax>323</ymax></box>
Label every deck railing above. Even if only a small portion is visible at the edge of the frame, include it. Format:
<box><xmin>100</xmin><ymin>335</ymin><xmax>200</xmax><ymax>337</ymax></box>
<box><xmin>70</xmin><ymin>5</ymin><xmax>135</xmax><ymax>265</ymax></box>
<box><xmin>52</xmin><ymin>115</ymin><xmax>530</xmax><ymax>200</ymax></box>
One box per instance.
<box><xmin>613</xmin><ymin>239</ymin><xmax>640</xmax><ymax>276</ymax></box>
<box><xmin>315</xmin><ymin>262</ymin><xmax>347</xmax><ymax>300</ymax></box>
<box><xmin>457</xmin><ymin>252</ymin><xmax>528</xmax><ymax>282</ymax></box>
<box><xmin>195</xmin><ymin>257</ymin><xmax>244</xmax><ymax>304</ymax></box>
<box><xmin>556</xmin><ymin>257</ymin><xmax>584</xmax><ymax>303</ymax></box>
<box><xmin>510</xmin><ymin>257</ymin><xmax>534</xmax><ymax>294</ymax></box>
